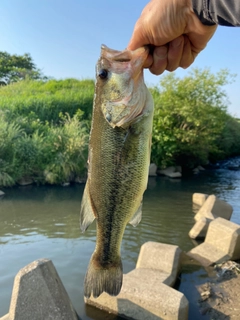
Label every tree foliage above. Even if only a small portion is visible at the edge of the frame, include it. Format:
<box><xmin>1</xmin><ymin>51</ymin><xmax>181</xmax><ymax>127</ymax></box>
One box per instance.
<box><xmin>150</xmin><ymin>68</ymin><xmax>238</xmax><ymax>168</ymax></box>
<box><xmin>0</xmin><ymin>51</ymin><xmax>46</xmax><ymax>84</ymax></box>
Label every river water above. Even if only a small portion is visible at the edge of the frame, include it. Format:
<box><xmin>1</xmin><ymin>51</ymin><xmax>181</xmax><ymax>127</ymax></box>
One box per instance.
<box><xmin>0</xmin><ymin>166</ymin><xmax>240</xmax><ymax>319</ymax></box>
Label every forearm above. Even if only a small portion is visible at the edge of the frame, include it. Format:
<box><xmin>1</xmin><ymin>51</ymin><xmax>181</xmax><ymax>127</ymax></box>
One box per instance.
<box><xmin>192</xmin><ymin>0</ymin><xmax>240</xmax><ymax>26</ymax></box>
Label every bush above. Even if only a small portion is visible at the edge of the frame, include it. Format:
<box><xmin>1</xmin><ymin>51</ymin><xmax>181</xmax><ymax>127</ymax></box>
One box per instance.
<box><xmin>150</xmin><ymin>68</ymin><xmax>239</xmax><ymax>168</ymax></box>
<box><xmin>43</xmin><ymin>114</ymin><xmax>89</xmax><ymax>184</ymax></box>
<box><xmin>0</xmin><ymin>79</ymin><xmax>92</xmax><ymax>186</ymax></box>
<box><xmin>213</xmin><ymin>115</ymin><xmax>240</xmax><ymax>161</ymax></box>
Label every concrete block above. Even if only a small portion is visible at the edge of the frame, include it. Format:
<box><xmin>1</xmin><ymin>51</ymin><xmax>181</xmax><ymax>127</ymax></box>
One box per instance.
<box><xmin>192</xmin><ymin>193</ymin><xmax>208</xmax><ymax>207</ymax></box>
<box><xmin>187</xmin><ymin>242</ymin><xmax>230</xmax><ymax>267</ymax></box>
<box><xmin>123</xmin><ymin>268</ymin><xmax>170</xmax><ymax>287</ymax></box>
<box><xmin>7</xmin><ymin>259</ymin><xmax>78</xmax><ymax>320</ymax></box>
<box><xmin>168</xmin><ymin>172</ymin><xmax>182</xmax><ymax>178</ymax></box>
<box><xmin>188</xmin><ymin>217</ymin><xmax>212</xmax><ymax>239</ymax></box>
<box><xmin>205</xmin><ymin>217</ymin><xmax>240</xmax><ymax>260</ymax></box>
<box><xmin>149</xmin><ymin>163</ymin><xmax>157</xmax><ymax>176</ymax></box>
<box><xmin>194</xmin><ymin>194</ymin><xmax>233</xmax><ymax>221</ymax></box>
<box><xmin>187</xmin><ymin>218</ymin><xmax>240</xmax><ymax>266</ymax></box>
<box><xmin>158</xmin><ymin>166</ymin><xmax>182</xmax><ymax>178</ymax></box>
<box><xmin>85</xmin><ymin>268</ymin><xmax>189</xmax><ymax>320</ymax></box>
<box><xmin>136</xmin><ymin>242</ymin><xmax>182</xmax><ymax>286</ymax></box>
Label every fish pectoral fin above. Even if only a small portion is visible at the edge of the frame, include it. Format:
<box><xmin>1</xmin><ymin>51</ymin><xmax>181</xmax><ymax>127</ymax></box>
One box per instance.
<box><xmin>128</xmin><ymin>203</ymin><xmax>142</xmax><ymax>227</ymax></box>
<box><xmin>79</xmin><ymin>181</ymin><xmax>96</xmax><ymax>232</ymax></box>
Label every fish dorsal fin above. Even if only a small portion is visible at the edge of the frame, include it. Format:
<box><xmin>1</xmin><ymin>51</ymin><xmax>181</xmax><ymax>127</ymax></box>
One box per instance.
<box><xmin>129</xmin><ymin>203</ymin><xmax>142</xmax><ymax>227</ymax></box>
<box><xmin>80</xmin><ymin>181</ymin><xmax>96</xmax><ymax>232</ymax></box>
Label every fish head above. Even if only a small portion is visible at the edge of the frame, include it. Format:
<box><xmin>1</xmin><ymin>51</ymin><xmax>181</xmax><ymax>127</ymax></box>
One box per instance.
<box><xmin>96</xmin><ymin>45</ymin><xmax>149</xmax><ymax>128</ymax></box>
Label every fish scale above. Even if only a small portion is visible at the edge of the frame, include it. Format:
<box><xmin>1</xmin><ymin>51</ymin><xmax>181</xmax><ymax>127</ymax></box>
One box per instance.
<box><xmin>80</xmin><ymin>45</ymin><xmax>154</xmax><ymax>298</ymax></box>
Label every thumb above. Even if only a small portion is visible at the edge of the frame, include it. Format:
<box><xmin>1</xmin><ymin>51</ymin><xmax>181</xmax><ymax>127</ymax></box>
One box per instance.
<box><xmin>128</xmin><ymin>22</ymin><xmax>148</xmax><ymax>51</ymax></box>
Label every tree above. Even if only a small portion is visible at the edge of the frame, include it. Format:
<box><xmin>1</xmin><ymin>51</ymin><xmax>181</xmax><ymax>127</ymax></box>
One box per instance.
<box><xmin>150</xmin><ymin>68</ymin><xmax>236</xmax><ymax>168</ymax></box>
<box><xmin>0</xmin><ymin>51</ymin><xmax>47</xmax><ymax>84</ymax></box>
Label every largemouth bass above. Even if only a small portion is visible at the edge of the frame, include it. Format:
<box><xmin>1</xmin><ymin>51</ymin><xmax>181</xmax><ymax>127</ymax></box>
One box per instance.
<box><xmin>80</xmin><ymin>45</ymin><xmax>154</xmax><ymax>298</ymax></box>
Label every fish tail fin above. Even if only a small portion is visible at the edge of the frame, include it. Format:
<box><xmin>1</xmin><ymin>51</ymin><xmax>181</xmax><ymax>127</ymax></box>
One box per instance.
<box><xmin>84</xmin><ymin>253</ymin><xmax>123</xmax><ymax>298</ymax></box>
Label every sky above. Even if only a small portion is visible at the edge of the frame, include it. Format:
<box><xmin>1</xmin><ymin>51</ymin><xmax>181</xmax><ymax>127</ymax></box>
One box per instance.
<box><xmin>1</xmin><ymin>0</ymin><xmax>240</xmax><ymax>117</ymax></box>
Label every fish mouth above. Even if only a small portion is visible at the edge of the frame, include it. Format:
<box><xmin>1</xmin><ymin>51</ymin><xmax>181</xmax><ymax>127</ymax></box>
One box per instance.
<box><xmin>98</xmin><ymin>45</ymin><xmax>148</xmax><ymax>129</ymax></box>
<box><xmin>100</xmin><ymin>45</ymin><xmax>149</xmax><ymax>73</ymax></box>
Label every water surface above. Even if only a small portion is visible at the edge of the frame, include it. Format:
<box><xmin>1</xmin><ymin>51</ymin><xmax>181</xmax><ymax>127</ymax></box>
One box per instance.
<box><xmin>0</xmin><ymin>168</ymin><xmax>240</xmax><ymax>319</ymax></box>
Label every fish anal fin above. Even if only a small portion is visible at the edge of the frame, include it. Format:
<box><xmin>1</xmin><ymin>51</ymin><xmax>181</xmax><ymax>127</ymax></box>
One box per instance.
<box><xmin>129</xmin><ymin>203</ymin><xmax>142</xmax><ymax>227</ymax></box>
<box><xmin>80</xmin><ymin>181</ymin><xmax>96</xmax><ymax>232</ymax></box>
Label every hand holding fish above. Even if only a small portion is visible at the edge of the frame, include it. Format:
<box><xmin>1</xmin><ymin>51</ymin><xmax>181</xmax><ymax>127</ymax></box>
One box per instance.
<box><xmin>128</xmin><ymin>0</ymin><xmax>217</xmax><ymax>75</ymax></box>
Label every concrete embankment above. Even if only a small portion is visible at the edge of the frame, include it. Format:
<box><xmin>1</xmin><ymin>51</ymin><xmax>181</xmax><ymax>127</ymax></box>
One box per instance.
<box><xmin>188</xmin><ymin>193</ymin><xmax>240</xmax><ymax>266</ymax></box>
<box><xmin>85</xmin><ymin>242</ymin><xmax>189</xmax><ymax>320</ymax></box>
<box><xmin>0</xmin><ymin>259</ymin><xmax>78</xmax><ymax>320</ymax></box>
<box><xmin>189</xmin><ymin>194</ymin><xmax>233</xmax><ymax>239</ymax></box>
<box><xmin>1</xmin><ymin>243</ymin><xmax>189</xmax><ymax>320</ymax></box>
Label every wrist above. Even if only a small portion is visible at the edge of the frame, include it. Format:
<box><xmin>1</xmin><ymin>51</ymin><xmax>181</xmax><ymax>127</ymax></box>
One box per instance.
<box><xmin>178</xmin><ymin>0</ymin><xmax>217</xmax><ymax>53</ymax></box>
<box><xmin>191</xmin><ymin>0</ymin><xmax>216</xmax><ymax>25</ymax></box>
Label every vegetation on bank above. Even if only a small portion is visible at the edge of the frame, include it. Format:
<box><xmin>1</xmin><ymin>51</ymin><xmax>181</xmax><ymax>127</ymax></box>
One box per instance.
<box><xmin>0</xmin><ymin>69</ymin><xmax>240</xmax><ymax>187</ymax></box>
<box><xmin>150</xmin><ymin>68</ymin><xmax>240</xmax><ymax>168</ymax></box>
<box><xmin>0</xmin><ymin>79</ymin><xmax>93</xmax><ymax>186</ymax></box>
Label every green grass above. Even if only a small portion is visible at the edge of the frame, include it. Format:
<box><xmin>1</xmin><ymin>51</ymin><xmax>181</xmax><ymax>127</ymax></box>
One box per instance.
<box><xmin>0</xmin><ymin>79</ymin><xmax>92</xmax><ymax>186</ymax></box>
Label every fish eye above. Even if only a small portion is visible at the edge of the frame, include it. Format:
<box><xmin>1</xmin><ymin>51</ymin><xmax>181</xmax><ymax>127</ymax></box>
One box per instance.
<box><xmin>98</xmin><ymin>69</ymin><xmax>108</xmax><ymax>80</ymax></box>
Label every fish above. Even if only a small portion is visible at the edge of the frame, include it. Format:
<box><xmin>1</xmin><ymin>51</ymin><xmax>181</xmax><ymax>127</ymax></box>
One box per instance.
<box><xmin>80</xmin><ymin>44</ymin><xmax>154</xmax><ymax>299</ymax></box>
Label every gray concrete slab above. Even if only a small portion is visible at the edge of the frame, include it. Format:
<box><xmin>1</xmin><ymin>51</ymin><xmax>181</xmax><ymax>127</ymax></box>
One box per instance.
<box><xmin>192</xmin><ymin>193</ymin><xmax>208</xmax><ymax>207</ymax></box>
<box><xmin>194</xmin><ymin>195</ymin><xmax>233</xmax><ymax>222</ymax></box>
<box><xmin>136</xmin><ymin>242</ymin><xmax>182</xmax><ymax>287</ymax></box>
<box><xmin>205</xmin><ymin>217</ymin><xmax>240</xmax><ymax>260</ymax></box>
<box><xmin>189</xmin><ymin>217</ymin><xmax>212</xmax><ymax>239</ymax></box>
<box><xmin>86</xmin><ymin>268</ymin><xmax>189</xmax><ymax>320</ymax></box>
<box><xmin>158</xmin><ymin>167</ymin><xmax>182</xmax><ymax>178</ymax></box>
<box><xmin>188</xmin><ymin>218</ymin><xmax>240</xmax><ymax>266</ymax></box>
<box><xmin>7</xmin><ymin>259</ymin><xmax>78</xmax><ymax>320</ymax></box>
<box><xmin>187</xmin><ymin>242</ymin><xmax>230</xmax><ymax>267</ymax></box>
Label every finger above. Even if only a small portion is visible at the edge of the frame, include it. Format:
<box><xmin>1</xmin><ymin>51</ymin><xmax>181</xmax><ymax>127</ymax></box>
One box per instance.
<box><xmin>128</xmin><ymin>21</ymin><xmax>148</xmax><ymax>51</ymax></box>
<box><xmin>149</xmin><ymin>45</ymin><xmax>168</xmax><ymax>75</ymax></box>
<box><xmin>143</xmin><ymin>54</ymin><xmax>153</xmax><ymax>69</ymax></box>
<box><xmin>166</xmin><ymin>36</ymin><xmax>184</xmax><ymax>72</ymax></box>
<box><xmin>179</xmin><ymin>36</ymin><xmax>197</xmax><ymax>69</ymax></box>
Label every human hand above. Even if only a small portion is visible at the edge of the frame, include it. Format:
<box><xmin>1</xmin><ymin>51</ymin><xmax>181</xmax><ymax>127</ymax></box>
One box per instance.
<box><xmin>128</xmin><ymin>0</ymin><xmax>217</xmax><ymax>75</ymax></box>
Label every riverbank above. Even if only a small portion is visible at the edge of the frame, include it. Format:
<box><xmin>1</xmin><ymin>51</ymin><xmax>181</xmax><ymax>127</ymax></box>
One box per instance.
<box><xmin>197</xmin><ymin>260</ymin><xmax>240</xmax><ymax>319</ymax></box>
<box><xmin>1</xmin><ymin>74</ymin><xmax>240</xmax><ymax>187</ymax></box>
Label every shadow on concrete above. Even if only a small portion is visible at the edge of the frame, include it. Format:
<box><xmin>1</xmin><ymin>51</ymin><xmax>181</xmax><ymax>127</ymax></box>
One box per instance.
<box><xmin>85</xmin><ymin>298</ymin><xmax>165</xmax><ymax>320</ymax></box>
<box><xmin>117</xmin><ymin>299</ymin><xmax>164</xmax><ymax>320</ymax></box>
<box><xmin>85</xmin><ymin>303</ymin><xmax>124</xmax><ymax>320</ymax></box>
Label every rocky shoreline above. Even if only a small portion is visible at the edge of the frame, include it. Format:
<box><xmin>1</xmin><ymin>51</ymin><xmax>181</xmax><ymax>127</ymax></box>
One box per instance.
<box><xmin>197</xmin><ymin>260</ymin><xmax>240</xmax><ymax>319</ymax></box>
